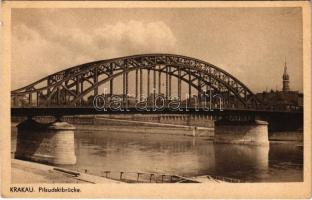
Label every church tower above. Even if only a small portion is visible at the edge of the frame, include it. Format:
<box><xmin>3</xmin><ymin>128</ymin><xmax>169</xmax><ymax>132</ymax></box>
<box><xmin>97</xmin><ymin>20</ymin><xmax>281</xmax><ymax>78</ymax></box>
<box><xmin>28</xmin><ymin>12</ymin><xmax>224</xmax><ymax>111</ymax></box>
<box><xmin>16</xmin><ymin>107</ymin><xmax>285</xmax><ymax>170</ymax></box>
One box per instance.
<box><xmin>282</xmin><ymin>60</ymin><xmax>290</xmax><ymax>92</ymax></box>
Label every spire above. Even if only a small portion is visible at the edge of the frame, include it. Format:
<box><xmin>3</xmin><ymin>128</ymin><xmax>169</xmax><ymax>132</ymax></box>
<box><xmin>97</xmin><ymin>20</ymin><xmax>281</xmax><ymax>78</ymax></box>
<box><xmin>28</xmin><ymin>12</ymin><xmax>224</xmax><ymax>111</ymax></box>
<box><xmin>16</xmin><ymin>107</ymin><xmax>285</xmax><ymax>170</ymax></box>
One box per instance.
<box><xmin>283</xmin><ymin>58</ymin><xmax>289</xmax><ymax>79</ymax></box>
<box><xmin>284</xmin><ymin>57</ymin><xmax>288</xmax><ymax>75</ymax></box>
<box><xmin>282</xmin><ymin>58</ymin><xmax>290</xmax><ymax>92</ymax></box>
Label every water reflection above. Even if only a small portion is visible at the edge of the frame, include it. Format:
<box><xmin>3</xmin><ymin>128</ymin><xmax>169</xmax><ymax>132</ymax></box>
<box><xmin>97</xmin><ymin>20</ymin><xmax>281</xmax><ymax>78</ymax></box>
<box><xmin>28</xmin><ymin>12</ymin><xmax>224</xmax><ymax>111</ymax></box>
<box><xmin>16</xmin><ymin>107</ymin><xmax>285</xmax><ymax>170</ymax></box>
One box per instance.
<box><xmin>213</xmin><ymin>144</ymin><xmax>269</xmax><ymax>181</ymax></box>
<box><xmin>11</xmin><ymin>126</ymin><xmax>303</xmax><ymax>182</ymax></box>
<box><xmin>73</xmin><ymin>130</ymin><xmax>217</xmax><ymax>176</ymax></box>
<box><xmin>71</xmin><ymin>129</ymin><xmax>302</xmax><ymax>182</ymax></box>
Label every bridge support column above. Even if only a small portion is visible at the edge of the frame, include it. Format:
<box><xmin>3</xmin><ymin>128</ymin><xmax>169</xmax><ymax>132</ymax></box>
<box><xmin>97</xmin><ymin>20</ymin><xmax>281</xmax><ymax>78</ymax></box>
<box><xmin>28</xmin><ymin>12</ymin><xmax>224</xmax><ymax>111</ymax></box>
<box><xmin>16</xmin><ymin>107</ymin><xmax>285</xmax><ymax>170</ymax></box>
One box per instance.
<box><xmin>214</xmin><ymin>120</ymin><xmax>269</xmax><ymax>146</ymax></box>
<box><xmin>158</xmin><ymin>67</ymin><xmax>161</xmax><ymax>95</ymax></box>
<box><xmin>168</xmin><ymin>67</ymin><xmax>172</xmax><ymax>98</ymax></box>
<box><xmin>14</xmin><ymin>118</ymin><xmax>76</xmax><ymax>165</ymax></box>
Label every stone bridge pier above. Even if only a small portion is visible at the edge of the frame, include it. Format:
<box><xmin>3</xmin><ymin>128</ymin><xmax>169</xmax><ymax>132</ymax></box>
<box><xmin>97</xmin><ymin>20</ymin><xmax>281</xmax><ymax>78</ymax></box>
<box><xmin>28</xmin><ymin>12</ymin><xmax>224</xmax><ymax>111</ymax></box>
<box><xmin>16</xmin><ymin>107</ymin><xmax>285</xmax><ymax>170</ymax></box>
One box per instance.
<box><xmin>214</xmin><ymin>119</ymin><xmax>269</xmax><ymax>146</ymax></box>
<box><xmin>14</xmin><ymin>117</ymin><xmax>77</xmax><ymax>165</ymax></box>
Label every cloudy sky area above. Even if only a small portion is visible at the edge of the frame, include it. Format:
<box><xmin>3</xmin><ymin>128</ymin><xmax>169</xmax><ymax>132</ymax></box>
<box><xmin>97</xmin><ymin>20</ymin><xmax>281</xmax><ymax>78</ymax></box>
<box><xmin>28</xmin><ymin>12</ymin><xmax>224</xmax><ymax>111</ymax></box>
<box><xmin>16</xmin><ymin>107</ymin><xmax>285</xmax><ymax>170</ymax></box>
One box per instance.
<box><xmin>11</xmin><ymin>7</ymin><xmax>303</xmax><ymax>92</ymax></box>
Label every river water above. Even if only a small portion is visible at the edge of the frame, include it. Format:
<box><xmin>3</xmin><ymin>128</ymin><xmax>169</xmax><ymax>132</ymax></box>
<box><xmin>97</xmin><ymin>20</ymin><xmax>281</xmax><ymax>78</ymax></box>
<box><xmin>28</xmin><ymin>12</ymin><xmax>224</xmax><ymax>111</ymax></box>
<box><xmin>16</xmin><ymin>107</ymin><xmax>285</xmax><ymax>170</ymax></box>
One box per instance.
<box><xmin>11</xmin><ymin>125</ymin><xmax>303</xmax><ymax>182</ymax></box>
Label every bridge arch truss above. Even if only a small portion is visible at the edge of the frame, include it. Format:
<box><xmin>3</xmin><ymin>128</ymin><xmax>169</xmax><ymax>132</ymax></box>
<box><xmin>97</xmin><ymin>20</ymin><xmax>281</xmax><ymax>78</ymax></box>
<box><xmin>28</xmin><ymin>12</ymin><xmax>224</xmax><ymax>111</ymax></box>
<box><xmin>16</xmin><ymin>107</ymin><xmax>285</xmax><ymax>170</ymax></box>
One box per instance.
<box><xmin>11</xmin><ymin>54</ymin><xmax>261</xmax><ymax>109</ymax></box>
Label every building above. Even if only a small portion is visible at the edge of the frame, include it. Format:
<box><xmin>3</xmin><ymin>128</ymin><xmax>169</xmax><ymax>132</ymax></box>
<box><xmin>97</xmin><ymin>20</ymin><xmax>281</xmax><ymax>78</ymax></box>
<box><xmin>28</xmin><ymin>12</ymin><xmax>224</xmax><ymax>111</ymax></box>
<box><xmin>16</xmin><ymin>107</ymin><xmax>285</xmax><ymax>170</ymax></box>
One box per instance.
<box><xmin>255</xmin><ymin>61</ymin><xmax>303</xmax><ymax>111</ymax></box>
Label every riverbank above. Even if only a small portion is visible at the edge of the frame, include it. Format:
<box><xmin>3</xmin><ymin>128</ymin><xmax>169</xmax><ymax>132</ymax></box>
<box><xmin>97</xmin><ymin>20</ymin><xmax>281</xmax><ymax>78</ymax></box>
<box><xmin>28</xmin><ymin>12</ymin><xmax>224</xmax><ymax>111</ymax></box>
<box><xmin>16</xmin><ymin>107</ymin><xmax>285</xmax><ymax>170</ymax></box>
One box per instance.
<box><xmin>11</xmin><ymin>159</ymin><xmax>122</xmax><ymax>184</ymax></box>
<box><xmin>269</xmin><ymin>131</ymin><xmax>303</xmax><ymax>142</ymax></box>
<box><xmin>11</xmin><ymin>116</ymin><xmax>215</xmax><ymax>138</ymax></box>
<box><xmin>11</xmin><ymin>115</ymin><xmax>302</xmax><ymax>141</ymax></box>
<box><xmin>11</xmin><ymin>159</ymin><xmax>235</xmax><ymax>183</ymax></box>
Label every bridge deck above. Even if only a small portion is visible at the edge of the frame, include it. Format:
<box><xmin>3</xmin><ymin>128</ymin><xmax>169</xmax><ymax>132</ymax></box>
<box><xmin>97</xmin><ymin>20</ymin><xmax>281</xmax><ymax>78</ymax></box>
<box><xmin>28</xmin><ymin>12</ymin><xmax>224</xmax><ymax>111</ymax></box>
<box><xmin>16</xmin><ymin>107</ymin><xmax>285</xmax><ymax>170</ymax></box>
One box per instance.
<box><xmin>11</xmin><ymin>107</ymin><xmax>303</xmax><ymax>117</ymax></box>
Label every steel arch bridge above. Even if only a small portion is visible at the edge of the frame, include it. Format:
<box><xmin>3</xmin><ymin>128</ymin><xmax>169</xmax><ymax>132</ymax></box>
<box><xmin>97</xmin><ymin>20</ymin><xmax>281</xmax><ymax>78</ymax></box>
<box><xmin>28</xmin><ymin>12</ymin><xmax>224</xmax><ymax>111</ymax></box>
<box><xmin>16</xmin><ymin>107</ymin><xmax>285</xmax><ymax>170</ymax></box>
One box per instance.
<box><xmin>11</xmin><ymin>54</ymin><xmax>261</xmax><ymax>109</ymax></box>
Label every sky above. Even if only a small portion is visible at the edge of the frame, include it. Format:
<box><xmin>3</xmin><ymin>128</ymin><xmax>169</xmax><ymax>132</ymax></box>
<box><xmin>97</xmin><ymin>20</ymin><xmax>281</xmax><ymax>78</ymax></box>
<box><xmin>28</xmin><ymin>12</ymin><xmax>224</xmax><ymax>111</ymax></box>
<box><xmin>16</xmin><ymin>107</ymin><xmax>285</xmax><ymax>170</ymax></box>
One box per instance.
<box><xmin>11</xmin><ymin>7</ymin><xmax>303</xmax><ymax>93</ymax></box>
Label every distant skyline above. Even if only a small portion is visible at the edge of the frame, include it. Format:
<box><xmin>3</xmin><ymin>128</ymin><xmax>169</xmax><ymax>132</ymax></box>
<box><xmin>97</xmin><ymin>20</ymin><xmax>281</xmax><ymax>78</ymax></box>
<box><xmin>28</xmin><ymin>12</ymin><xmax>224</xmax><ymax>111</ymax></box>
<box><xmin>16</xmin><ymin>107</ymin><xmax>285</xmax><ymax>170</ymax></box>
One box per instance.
<box><xmin>11</xmin><ymin>7</ymin><xmax>303</xmax><ymax>92</ymax></box>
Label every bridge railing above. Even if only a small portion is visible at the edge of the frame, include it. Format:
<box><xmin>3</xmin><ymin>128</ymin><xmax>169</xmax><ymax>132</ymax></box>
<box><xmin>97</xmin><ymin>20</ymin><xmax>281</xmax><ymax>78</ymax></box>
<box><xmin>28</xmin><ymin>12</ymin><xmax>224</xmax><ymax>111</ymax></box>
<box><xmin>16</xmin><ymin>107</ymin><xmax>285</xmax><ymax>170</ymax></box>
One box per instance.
<box><xmin>11</xmin><ymin>94</ymin><xmax>303</xmax><ymax>113</ymax></box>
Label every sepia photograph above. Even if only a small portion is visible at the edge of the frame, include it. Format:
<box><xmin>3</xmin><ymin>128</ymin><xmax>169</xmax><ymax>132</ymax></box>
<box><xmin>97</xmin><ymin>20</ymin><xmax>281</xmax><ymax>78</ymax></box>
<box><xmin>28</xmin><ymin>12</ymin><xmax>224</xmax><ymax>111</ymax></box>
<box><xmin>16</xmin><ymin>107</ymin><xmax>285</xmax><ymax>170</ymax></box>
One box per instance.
<box><xmin>1</xmin><ymin>1</ymin><xmax>311</xmax><ymax>198</ymax></box>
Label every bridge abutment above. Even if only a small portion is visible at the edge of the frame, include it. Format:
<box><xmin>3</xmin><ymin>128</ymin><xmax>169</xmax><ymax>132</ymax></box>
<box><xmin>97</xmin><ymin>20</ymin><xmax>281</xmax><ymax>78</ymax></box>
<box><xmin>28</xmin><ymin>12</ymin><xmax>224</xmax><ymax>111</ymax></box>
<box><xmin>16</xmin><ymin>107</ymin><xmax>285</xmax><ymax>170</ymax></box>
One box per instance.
<box><xmin>15</xmin><ymin>118</ymin><xmax>77</xmax><ymax>165</ymax></box>
<box><xmin>214</xmin><ymin>120</ymin><xmax>269</xmax><ymax>146</ymax></box>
